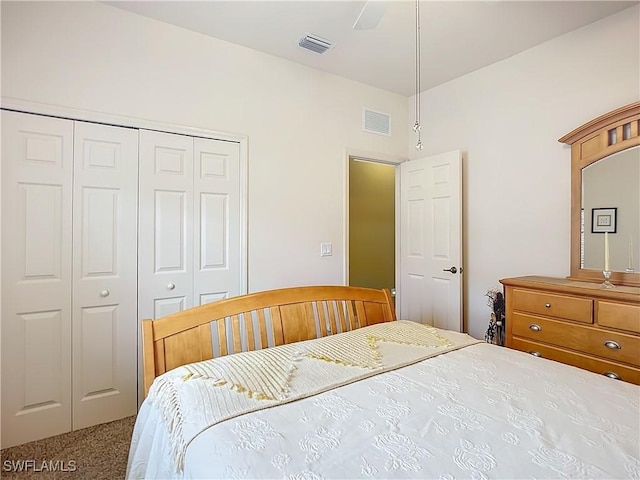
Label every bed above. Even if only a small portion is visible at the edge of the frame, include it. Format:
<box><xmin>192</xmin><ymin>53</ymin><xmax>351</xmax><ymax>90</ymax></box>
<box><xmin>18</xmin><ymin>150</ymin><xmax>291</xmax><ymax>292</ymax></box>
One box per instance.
<box><xmin>127</xmin><ymin>285</ymin><xmax>639</xmax><ymax>479</ymax></box>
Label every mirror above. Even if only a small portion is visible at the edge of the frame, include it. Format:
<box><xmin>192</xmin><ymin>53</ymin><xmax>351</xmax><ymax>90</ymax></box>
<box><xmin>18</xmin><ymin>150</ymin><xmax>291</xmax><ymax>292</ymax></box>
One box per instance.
<box><xmin>560</xmin><ymin>102</ymin><xmax>640</xmax><ymax>287</ymax></box>
<box><xmin>582</xmin><ymin>146</ymin><xmax>640</xmax><ymax>271</ymax></box>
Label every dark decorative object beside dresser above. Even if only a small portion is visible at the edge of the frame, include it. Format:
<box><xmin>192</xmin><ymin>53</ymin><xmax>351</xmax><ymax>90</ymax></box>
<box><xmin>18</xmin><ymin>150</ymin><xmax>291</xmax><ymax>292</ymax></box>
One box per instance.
<box><xmin>485</xmin><ymin>288</ymin><xmax>506</xmax><ymax>346</ymax></box>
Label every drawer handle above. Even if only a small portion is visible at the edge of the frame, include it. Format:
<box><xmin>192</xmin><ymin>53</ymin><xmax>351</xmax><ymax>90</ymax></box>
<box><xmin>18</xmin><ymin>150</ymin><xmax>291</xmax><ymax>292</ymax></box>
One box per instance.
<box><xmin>604</xmin><ymin>341</ymin><xmax>621</xmax><ymax>350</ymax></box>
<box><xmin>529</xmin><ymin>351</ymin><xmax>542</xmax><ymax>357</ymax></box>
<box><xmin>529</xmin><ymin>324</ymin><xmax>542</xmax><ymax>332</ymax></box>
<box><xmin>544</xmin><ymin>303</ymin><xmax>551</xmax><ymax>308</ymax></box>
<box><xmin>167</xmin><ymin>283</ymin><xmax>176</xmax><ymax>290</ymax></box>
<box><xmin>603</xmin><ymin>371</ymin><xmax>621</xmax><ymax>380</ymax></box>
<box><xmin>100</xmin><ymin>290</ymin><xmax>110</xmax><ymax>298</ymax></box>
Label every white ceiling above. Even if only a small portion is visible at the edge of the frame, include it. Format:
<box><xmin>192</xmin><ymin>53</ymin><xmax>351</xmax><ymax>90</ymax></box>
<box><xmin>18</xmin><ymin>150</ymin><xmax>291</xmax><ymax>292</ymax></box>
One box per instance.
<box><xmin>106</xmin><ymin>0</ymin><xmax>638</xmax><ymax>97</ymax></box>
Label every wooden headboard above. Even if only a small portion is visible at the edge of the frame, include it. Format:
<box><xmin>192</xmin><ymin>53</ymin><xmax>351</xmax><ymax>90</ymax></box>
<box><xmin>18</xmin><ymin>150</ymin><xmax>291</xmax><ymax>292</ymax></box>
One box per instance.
<box><xmin>142</xmin><ymin>285</ymin><xmax>396</xmax><ymax>396</ymax></box>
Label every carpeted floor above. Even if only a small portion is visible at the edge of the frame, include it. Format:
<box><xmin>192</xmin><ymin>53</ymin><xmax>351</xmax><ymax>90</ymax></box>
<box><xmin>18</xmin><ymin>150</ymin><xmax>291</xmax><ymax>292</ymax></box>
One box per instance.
<box><xmin>0</xmin><ymin>415</ymin><xmax>136</xmax><ymax>479</ymax></box>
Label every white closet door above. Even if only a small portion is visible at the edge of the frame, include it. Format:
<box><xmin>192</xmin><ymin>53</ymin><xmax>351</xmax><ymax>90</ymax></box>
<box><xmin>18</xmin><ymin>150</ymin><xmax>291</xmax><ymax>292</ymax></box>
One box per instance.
<box><xmin>193</xmin><ymin>138</ymin><xmax>242</xmax><ymax>305</ymax></box>
<box><xmin>1</xmin><ymin>111</ymin><xmax>73</xmax><ymax>448</ymax></box>
<box><xmin>72</xmin><ymin>121</ymin><xmax>138</xmax><ymax>429</ymax></box>
<box><xmin>138</xmin><ymin>130</ymin><xmax>194</xmax><ymax>320</ymax></box>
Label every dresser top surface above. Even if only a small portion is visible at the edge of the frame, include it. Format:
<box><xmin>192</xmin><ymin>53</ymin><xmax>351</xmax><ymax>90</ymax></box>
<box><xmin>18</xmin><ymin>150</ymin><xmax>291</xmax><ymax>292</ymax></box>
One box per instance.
<box><xmin>500</xmin><ymin>276</ymin><xmax>640</xmax><ymax>302</ymax></box>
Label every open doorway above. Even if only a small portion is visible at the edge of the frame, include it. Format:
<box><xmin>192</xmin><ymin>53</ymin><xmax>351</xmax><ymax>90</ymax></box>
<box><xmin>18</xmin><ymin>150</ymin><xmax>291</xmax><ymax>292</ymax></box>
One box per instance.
<box><xmin>347</xmin><ymin>158</ymin><xmax>396</xmax><ymax>294</ymax></box>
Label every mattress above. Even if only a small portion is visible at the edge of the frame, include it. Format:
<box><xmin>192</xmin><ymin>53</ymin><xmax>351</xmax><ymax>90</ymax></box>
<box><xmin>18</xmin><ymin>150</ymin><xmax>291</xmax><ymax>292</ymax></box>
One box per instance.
<box><xmin>126</xmin><ymin>322</ymin><xmax>639</xmax><ymax>479</ymax></box>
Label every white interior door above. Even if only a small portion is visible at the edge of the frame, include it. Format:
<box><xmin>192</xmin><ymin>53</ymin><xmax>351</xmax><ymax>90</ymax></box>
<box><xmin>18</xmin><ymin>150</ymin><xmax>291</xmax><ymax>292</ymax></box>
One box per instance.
<box><xmin>72</xmin><ymin>121</ymin><xmax>138</xmax><ymax>429</ymax></box>
<box><xmin>1</xmin><ymin>111</ymin><xmax>73</xmax><ymax>448</ymax></box>
<box><xmin>193</xmin><ymin>137</ymin><xmax>242</xmax><ymax>305</ymax></box>
<box><xmin>138</xmin><ymin>130</ymin><xmax>195</xmax><ymax>320</ymax></box>
<box><xmin>399</xmin><ymin>150</ymin><xmax>462</xmax><ymax>332</ymax></box>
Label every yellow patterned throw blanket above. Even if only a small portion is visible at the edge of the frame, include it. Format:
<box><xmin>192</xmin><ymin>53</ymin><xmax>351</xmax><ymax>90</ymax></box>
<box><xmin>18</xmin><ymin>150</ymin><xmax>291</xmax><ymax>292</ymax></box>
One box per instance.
<box><xmin>145</xmin><ymin>320</ymin><xmax>480</xmax><ymax>472</ymax></box>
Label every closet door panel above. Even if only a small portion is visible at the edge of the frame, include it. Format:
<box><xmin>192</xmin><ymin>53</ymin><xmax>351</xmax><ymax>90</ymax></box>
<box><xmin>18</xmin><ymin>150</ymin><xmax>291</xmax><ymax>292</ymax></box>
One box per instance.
<box><xmin>1</xmin><ymin>111</ymin><xmax>73</xmax><ymax>448</ymax></box>
<box><xmin>194</xmin><ymin>138</ymin><xmax>242</xmax><ymax>305</ymax></box>
<box><xmin>155</xmin><ymin>189</ymin><xmax>188</xmax><ymax>273</ymax></box>
<box><xmin>138</xmin><ymin>130</ymin><xmax>194</xmax><ymax>320</ymax></box>
<box><xmin>72</xmin><ymin>121</ymin><xmax>138</xmax><ymax>429</ymax></box>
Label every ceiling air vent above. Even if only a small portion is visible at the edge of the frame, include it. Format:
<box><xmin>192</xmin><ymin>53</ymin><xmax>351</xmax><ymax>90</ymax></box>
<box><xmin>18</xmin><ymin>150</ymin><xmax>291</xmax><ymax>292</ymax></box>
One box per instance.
<box><xmin>363</xmin><ymin>108</ymin><xmax>391</xmax><ymax>136</ymax></box>
<box><xmin>298</xmin><ymin>34</ymin><xmax>333</xmax><ymax>54</ymax></box>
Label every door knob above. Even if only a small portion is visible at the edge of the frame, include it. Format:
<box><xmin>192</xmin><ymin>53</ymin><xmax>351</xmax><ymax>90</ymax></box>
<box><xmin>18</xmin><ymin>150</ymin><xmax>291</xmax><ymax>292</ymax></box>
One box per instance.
<box><xmin>442</xmin><ymin>267</ymin><xmax>457</xmax><ymax>274</ymax></box>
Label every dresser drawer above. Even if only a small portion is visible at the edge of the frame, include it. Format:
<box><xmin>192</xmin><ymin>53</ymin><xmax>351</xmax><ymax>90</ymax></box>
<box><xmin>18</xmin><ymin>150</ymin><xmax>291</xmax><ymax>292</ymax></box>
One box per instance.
<box><xmin>511</xmin><ymin>312</ymin><xmax>640</xmax><ymax>366</ymax></box>
<box><xmin>511</xmin><ymin>338</ymin><xmax>640</xmax><ymax>385</ymax></box>
<box><xmin>597</xmin><ymin>300</ymin><xmax>640</xmax><ymax>334</ymax></box>
<box><xmin>512</xmin><ymin>288</ymin><xmax>592</xmax><ymax>323</ymax></box>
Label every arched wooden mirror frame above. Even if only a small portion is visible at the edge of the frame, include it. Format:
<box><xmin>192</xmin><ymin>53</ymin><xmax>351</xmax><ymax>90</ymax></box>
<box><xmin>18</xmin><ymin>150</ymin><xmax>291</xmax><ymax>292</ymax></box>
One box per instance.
<box><xmin>559</xmin><ymin>101</ymin><xmax>640</xmax><ymax>287</ymax></box>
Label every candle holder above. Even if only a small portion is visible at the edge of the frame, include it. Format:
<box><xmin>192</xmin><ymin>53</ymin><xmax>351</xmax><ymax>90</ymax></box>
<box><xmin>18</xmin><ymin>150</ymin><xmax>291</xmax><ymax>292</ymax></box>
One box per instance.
<box><xmin>601</xmin><ymin>270</ymin><xmax>614</xmax><ymax>288</ymax></box>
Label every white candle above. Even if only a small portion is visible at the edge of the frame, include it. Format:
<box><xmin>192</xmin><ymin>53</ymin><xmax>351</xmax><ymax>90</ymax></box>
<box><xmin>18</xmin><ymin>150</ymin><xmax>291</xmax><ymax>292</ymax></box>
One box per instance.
<box><xmin>604</xmin><ymin>231</ymin><xmax>610</xmax><ymax>271</ymax></box>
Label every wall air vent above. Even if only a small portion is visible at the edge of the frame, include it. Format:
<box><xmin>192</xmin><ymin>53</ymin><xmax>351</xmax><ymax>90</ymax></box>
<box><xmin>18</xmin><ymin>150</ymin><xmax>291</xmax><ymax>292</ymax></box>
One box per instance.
<box><xmin>363</xmin><ymin>108</ymin><xmax>391</xmax><ymax>136</ymax></box>
<box><xmin>298</xmin><ymin>34</ymin><xmax>333</xmax><ymax>54</ymax></box>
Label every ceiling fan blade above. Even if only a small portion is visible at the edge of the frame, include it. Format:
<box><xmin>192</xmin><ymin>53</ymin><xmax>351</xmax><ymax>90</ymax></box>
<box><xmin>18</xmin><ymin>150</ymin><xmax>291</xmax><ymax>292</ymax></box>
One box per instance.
<box><xmin>353</xmin><ymin>1</ymin><xmax>387</xmax><ymax>30</ymax></box>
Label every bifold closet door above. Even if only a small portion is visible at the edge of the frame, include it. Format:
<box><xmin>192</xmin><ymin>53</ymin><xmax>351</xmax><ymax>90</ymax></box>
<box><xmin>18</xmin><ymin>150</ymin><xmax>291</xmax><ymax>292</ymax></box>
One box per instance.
<box><xmin>1</xmin><ymin>111</ymin><xmax>139</xmax><ymax>448</ymax></box>
<box><xmin>1</xmin><ymin>111</ymin><xmax>74</xmax><ymax>448</ymax></box>
<box><xmin>138</xmin><ymin>131</ymin><xmax>243</xmax><ymax>319</ymax></box>
<box><xmin>138</xmin><ymin>130</ymin><xmax>195</xmax><ymax>318</ymax></box>
<box><xmin>193</xmin><ymin>137</ymin><xmax>242</xmax><ymax>305</ymax></box>
<box><xmin>72</xmin><ymin>121</ymin><xmax>138</xmax><ymax>429</ymax></box>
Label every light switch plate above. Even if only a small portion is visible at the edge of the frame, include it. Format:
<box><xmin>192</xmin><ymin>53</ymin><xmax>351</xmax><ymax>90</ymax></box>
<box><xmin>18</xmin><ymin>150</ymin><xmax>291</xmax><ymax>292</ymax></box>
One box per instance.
<box><xmin>320</xmin><ymin>242</ymin><xmax>332</xmax><ymax>257</ymax></box>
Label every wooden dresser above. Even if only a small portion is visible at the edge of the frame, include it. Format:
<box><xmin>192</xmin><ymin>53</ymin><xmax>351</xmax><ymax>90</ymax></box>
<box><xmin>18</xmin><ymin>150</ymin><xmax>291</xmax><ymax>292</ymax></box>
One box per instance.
<box><xmin>500</xmin><ymin>276</ymin><xmax>640</xmax><ymax>385</ymax></box>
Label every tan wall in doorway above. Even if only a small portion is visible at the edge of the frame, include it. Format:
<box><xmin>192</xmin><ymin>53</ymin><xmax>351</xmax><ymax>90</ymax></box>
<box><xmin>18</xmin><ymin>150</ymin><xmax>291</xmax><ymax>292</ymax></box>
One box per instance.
<box><xmin>349</xmin><ymin>160</ymin><xmax>395</xmax><ymax>290</ymax></box>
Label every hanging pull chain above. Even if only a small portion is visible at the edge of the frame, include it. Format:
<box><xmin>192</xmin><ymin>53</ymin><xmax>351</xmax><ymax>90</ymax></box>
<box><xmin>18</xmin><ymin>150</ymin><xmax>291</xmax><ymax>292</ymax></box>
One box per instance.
<box><xmin>414</xmin><ymin>0</ymin><xmax>423</xmax><ymax>151</ymax></box>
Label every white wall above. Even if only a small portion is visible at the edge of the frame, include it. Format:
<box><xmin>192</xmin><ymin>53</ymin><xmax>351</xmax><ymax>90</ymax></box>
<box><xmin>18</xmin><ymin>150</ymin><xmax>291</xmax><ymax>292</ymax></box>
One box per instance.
<box><xmin>409</xmin><ymin>5</ymin><xmax>640</xmax><ymax>339</ymax></box>
<box><xmin>0</xmin><ymin>1</ymin><xmax>408</xmax><ymax>293</ymax></box>
<box><xmin>4</xmin><ymin>2</ymin><xmax>638</xmax><ymax>341</ymax></box>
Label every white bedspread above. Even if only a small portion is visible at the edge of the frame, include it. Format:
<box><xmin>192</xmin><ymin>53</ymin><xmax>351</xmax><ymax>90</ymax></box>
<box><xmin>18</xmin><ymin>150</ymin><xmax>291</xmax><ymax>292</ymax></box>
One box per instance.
<box><xmin>127</xmin><ymin>326</ymin><xmax>640</xmax><ymax>480</ymax></box>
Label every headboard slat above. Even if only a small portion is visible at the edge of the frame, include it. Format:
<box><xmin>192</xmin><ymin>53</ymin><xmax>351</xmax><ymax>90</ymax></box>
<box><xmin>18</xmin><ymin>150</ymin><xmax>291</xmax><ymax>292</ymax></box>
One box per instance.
<box><xmin>217</xmin><ymin>320</ymin><xmax>228</xmax><ymax>357</ymax></box>
<box><xmin>280</xmin><ymin>303</ymin><xmax>308</xmax><ymax>344</ymax></box>
<box><xmin>270</xmin><ymin>307</ymin><xmax>284</xmax><ymax>346</ymax></box>
<box><xmin>354</xmin><ymin>301</ymin><xmax>366</xmax><ymax>327</ymax></box>
<box><xmin>316</xmin><ymin>301</ymin><xmax>328</xmax><ymax>337</ymax></box>
<box><xmin>303</xmin><ymin>302</ymin><xmax>317</xmax><ymax>337</ymax></box>
<box><xmin>327</xmin><ymin>301</ymin><xmax>338</xmax><ymax>334</ymax></box>
<box><xmin>198</xmin><ymin>324</ymin><xmax>213</xmax><ymax>361</ymax></box>
<box><xmin>346</xmin><ymin>301</ymin><xmax>358</xmax><ymax>330</ymax></box>
<box><xmin>231</xmin><ymin>315</ymin><xmax>242</xmax><ymax>353</ymax></box>
<box><xmin>364</xmin><ymin>302</ymin><xmax>384</xmax><ymax>325</ymax></box>
<box><xmin>336</xmin><ymin>301</ymin><xmax>348</xmax><ymax>332</ymax></box>
<box><xmin>257</xmin><ymin>309</ymin><xmax>268</xmax><ymax>349</ymax></box>
<box><xmin>245</xmin><ymin>311</ymin><xmax>256</xmax><ymax>351</ymax></box>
